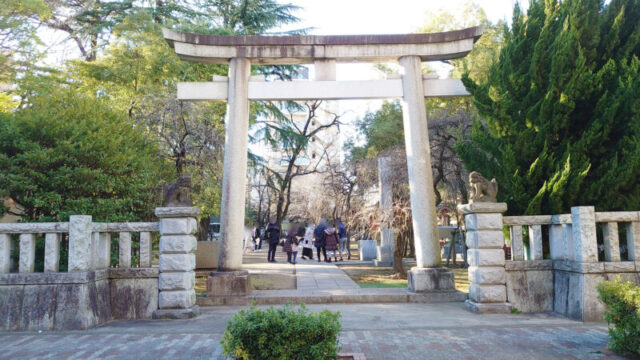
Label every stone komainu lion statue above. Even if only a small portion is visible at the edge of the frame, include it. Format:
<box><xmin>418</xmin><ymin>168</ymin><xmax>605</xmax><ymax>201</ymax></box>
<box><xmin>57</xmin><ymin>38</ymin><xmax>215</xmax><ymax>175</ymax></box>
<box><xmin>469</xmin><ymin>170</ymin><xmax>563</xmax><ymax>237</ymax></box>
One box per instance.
<box><xmin>163</xmin><ymin>176</ymin><xmax>193</xmax><ymax>207</ymax></box>
<box><xmin>469</xmin><ymin>171</ymin><xmax>498</xmax><ymax>203</ymax></box>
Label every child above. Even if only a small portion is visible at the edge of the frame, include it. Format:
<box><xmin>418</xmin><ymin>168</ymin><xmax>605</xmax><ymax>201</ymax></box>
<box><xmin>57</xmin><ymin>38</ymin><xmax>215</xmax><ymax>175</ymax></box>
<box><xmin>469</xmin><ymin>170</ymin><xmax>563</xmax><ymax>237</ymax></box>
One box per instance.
<box><xmin>284</xmin><ymin>224</ymin><xmax>298</xmax><ymax>264</ymax></box>
<box><xmin>291</xmin><ymin>233</ymin><xmax>299</xmax><ymax>265</ymax></box>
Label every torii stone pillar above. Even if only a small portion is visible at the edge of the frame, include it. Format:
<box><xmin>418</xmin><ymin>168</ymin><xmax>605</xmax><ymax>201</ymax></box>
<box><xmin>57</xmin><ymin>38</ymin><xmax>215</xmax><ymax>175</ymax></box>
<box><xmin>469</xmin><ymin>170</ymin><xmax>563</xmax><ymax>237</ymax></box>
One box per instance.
<box><xmin>400</xmin><ymin>55</ymin><xmax>454</xmax><ymax>291</ymax></box>
<box><xmin>218</xmin><ymin>57</ymin><xmax>251</xmax><ymax>272</ymax></box>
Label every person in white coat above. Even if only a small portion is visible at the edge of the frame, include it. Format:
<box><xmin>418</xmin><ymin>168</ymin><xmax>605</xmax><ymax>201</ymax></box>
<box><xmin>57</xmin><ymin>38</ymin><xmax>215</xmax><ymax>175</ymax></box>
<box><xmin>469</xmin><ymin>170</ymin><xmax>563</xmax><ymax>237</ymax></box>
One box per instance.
<box><xmin>301</xmin><ymin>223</ymin><xmax>315</xmax><ymax>260</ymax></box>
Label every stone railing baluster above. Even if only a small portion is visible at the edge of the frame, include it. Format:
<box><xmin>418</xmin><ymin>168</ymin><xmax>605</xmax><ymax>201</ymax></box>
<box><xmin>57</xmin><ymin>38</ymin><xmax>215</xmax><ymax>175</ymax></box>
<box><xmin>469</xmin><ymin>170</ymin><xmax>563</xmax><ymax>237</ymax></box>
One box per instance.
<box><xmin>529</xmin><ymin>225</ymin><xmax>543</xmax><ymax>260</ymax></box>
<box><xmin>99</xmin><ymin>233</ymin><xmax>111</xmax><ymax>269</ymax></box>
<box><xmin>19</xmin><ymin>233</ymin><xmax>36</xmax><ymax>273</ymax></box>
<box><xmin>549</xmin><ymin>224</ymin><xmax>564</xmax><ymax>260</ymax></box>
<box><xmin>626</xmin><ymin>222</ymin><xmax>640</xmax><ymax>261</ymax></box>
<box><xmin>140</xmin><ymin>232</ymin><xmax>152</xmax><ymax>267</ymax></box>
<box><xmin>0</xmin><ymin>234</ymin><xmax>10</xmax><ymax>273</ymax></box>
<box><xmin>119</xmin><ymin>232</ymin><xmax>131</xmax><ymax>268</ymax></box>
<box><xmin>510</xmin><ymin>225</ymin><xmax>524</xmax><ymax>261</ymax></box>
<box><xmin>602</xmin><ymin>222</ymin><xmax>621</xmax><ymax>262</ymax></box>
<box><xmin>44</xmin><ymin>233</ymin><xmax>61</xmax><ymax>272</ymax></box>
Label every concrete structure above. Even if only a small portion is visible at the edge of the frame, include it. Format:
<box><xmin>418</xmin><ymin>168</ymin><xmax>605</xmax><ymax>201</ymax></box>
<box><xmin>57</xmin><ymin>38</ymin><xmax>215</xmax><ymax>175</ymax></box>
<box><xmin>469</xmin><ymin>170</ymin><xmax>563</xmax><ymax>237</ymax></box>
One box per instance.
<box><xmin>375</xmin><ymin>156</ymin><xmax>394</xmax><ymax>267</ymax></box>
<box><xmin>359</xmin><ymin>239</ymin><xmax>377</xmax><ymax>261</ymax></box>
<box><xmin>154</xmin><ymin>207</ymin><xmax>201</xmax><ymax>319</ymax></box>
<box><xmin>163</xmin><ymin>27</ymin><xmax>482</xmax><ymax>292</ymax></box>
<box><xmin>458</xmin><ymin>202</ymin><xmax>511</xmax><ymax>313</ymax></box>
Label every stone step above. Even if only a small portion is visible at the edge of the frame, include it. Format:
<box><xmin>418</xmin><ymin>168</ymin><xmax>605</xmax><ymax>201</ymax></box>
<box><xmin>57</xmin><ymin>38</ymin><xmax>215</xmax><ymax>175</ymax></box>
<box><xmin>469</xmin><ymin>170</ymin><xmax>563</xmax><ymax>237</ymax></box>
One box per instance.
<box><xmin>196</xmin><ymin>289</ymin><xmax>467</xmax><ymax>306</ymax></box>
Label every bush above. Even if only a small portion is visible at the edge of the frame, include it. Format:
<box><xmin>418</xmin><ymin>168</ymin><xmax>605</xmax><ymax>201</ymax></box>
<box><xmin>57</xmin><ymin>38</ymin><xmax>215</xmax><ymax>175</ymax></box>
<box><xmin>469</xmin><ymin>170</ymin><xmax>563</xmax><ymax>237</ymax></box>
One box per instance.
<box><xmin>597</xmin><ymin>278</ymin><xmax>640</xmax><ymax>357</ymax></box>
<box><xmin>221</xmin><ymin>303</ymin><xmax>341</xmax><ymax>360</ymax></box>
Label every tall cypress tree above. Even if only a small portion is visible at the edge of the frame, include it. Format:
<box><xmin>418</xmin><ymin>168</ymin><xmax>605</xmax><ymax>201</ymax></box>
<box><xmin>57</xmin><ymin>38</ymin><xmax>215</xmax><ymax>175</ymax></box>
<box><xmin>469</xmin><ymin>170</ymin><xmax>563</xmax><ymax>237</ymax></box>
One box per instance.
<box><xmin>459</xmin><ymin>0</ymin><xmax>640</xmax><ymax>215</ymax></box>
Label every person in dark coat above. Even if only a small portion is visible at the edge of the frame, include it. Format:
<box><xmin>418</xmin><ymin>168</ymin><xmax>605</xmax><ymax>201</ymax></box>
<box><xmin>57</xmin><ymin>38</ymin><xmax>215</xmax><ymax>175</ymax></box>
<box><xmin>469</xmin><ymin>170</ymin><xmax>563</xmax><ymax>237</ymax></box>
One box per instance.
<box><xmin>284</xmin><ymin>224</ymin><xmax>296</xmax><ymax>264</ymax></box>
<box><xmin>324</xmin><ymin>221</ymin><xmax>339</xmax><ymax>262</ymax></box>
<box><xmin>314</xmin><ymin>220</ymin><xmax>328</xmax><ymax>262</ymax></box>
<box><xmin>265</xmin><ymin>218</ymin><xmax>280</xmax><ymax>262</ymax></box>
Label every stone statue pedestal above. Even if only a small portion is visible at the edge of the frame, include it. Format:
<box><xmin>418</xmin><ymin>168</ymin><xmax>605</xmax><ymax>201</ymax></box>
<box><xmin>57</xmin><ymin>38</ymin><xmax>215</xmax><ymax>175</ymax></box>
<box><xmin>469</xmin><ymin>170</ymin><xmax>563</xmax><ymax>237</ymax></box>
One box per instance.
<box><xmin>408</xmin><ymin>267</ymin><xmax>455</xmax><ymax>292</ymax></box>
<box><xmin>458</xmin><ymin>202</ymin><xmax>512</xmax><ymax>314</ymax></box>
<box><xmin>152</xmin><ymin>207</ymin><xmax>201</xmax><ymax>320</ymax></box>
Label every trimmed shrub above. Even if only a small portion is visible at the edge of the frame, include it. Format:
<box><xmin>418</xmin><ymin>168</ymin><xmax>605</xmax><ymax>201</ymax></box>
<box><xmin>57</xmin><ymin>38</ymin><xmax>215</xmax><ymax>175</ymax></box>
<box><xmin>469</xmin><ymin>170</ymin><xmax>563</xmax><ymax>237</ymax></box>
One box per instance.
<box><xmin>597</xmin><ymin>278</ymin><xmax>640</xmax><ymax>357</ymax></box>
<box><xmin>221</xmin><ymin>303</ymin><xmax>341</xmax><ymax>360</ymax></box>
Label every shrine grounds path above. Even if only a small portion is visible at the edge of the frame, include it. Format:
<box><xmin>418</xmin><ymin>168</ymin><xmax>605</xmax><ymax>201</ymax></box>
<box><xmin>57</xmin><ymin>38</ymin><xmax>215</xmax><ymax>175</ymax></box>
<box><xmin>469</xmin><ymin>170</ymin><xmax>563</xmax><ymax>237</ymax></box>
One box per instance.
<box><xmin>0</xmin><ymin>302</ymin><xmax>623</xmax><ymax>360</ymax></box>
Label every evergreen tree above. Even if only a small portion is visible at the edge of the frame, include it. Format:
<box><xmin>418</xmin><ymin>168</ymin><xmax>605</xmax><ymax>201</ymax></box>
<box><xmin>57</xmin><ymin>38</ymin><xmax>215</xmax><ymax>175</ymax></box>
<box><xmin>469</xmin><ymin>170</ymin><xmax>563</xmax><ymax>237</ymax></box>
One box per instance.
<box><xmin>459</xmin><ymin>0</ymin><xmax>640</xmax><ymax>215</ymax></box>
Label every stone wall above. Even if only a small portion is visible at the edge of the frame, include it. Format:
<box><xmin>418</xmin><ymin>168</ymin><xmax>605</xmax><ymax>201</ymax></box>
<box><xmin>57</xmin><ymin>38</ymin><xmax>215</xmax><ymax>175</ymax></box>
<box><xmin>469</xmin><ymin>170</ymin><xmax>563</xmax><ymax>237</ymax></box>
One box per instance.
<box><xmin>553</xmin><ymin>261</ymin><xmax>640</xmax><ymax>321</ymax></box>
<box><xmin>0</xmin><ymin>268</ymin><xmax>158</xmax><ymax>331</ymax></box>
<box><xmin>501</xmin><ymin>207</ymin><xmax>640</xmax><ymax>321</ymax></box>
<box><xmin>505</xmin><ymin>260</ymin><xmax>553</xmax><ymax>313</ymax></box>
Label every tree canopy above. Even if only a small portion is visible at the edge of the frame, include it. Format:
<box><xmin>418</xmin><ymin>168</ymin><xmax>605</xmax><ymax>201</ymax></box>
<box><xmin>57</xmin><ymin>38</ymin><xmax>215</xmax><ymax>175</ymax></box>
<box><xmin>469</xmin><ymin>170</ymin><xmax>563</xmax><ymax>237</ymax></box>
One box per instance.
<box><xmin>0</xmin><ymin>89</ymin><xmax>168</xmax><ymax>222</ymax></box>
<box><xmin>459</xmin><ymin>0</ymin><xmax>640</xmax><ymax>215</ymax></box>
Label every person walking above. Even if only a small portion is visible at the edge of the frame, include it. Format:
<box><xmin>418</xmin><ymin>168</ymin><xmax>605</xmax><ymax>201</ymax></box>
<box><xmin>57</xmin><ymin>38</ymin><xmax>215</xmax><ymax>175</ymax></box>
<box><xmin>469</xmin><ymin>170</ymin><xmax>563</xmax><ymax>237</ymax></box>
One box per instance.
<box><xmin>301</xmin><ymin>223</ymin><xmax>315</xmax><ymax>260</ymax></box>
<box><xmin>253</xmin><ymin>226</ymin><xmax>261</xmax><ymax>249</ymax></box>
<box><xmin>284</xmin><ymin>224</ymin><xmax>297</xmax><ymax>264</ymax></box>
<box><xmin>324</xmin><ymin>221</ymin><xmax>339</xmax><ymax>262</ymax></box>
<box><xmin>337</xmin><ymin>218</ymin><xmax>350</xmax><ymax>261</ymax></box>
<box><xmin>314</xmin><ymin>220</ymin><xmax>328</xmax><ymax>263</ymax></box>
<box><xmin>265</xmin><ymin>218</ymin><xmax>280</xmax><ymax>263</ymax></box>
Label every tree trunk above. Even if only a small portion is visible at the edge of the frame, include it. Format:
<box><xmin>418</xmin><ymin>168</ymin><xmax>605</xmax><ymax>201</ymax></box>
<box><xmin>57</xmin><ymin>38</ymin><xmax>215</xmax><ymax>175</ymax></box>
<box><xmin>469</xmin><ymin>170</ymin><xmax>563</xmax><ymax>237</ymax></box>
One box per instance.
<box><xmin>393</xmin><ymin>231</ymin><xmax>406</xmax><ymax>279</ymax></box>
<box><xmin>198</xmin><ymin>216</ymin><xmax>210</xmax><ymax>241</ymax></box>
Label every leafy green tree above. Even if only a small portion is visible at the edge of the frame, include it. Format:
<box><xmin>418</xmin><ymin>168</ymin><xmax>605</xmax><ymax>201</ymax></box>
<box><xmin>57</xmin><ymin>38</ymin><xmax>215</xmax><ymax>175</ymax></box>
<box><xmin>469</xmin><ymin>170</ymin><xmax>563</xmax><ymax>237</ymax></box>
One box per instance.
<box><xmin>0</xmin><ymin>0</ymin><xmax>51</xmax><ymax>110</ymax></box>
<box><xmin>459</xmin><ymin>0</ymin><xmax>640</xmax><ymax>215</ymax></box>
<box><xmin>0</xmin><ymin>89</ymin><xmax>169</xmax><ymax>222</ymax></box>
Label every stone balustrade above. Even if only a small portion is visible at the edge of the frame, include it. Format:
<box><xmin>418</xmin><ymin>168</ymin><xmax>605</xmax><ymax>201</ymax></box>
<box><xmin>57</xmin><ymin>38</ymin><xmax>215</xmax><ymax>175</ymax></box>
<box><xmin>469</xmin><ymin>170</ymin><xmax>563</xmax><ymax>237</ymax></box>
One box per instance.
<box><xmin>503</xmin><ymin>209</ymin><xmax>640</xmax><ymax>263</ymax></box>
<box><xmin>499</xmin><ymin>207</ymin><xmax>640</xmax><ymax>320</ymax></box>
<box><xmin>0</xmin><ymin>210</ymin><xmax>198</xmax><ymax>331</ymax></box>
<box><xmin>0</xmin><ymin>216</ymin><xmax>159</xmax><ymax>274</ymax></box>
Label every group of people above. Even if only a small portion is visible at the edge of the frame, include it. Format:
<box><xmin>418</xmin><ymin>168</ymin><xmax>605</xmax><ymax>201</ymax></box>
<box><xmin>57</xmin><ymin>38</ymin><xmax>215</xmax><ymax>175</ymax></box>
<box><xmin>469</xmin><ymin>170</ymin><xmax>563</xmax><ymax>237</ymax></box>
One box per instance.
<box><xmin>255</xmin><ymin>218</ymin><xmax>350</xmax><ymax>265</ymax></box>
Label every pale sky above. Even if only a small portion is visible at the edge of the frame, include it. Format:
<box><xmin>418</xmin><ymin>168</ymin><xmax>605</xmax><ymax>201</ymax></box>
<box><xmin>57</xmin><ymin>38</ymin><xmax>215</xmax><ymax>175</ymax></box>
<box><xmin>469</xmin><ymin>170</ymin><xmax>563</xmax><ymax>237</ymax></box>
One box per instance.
<box><xmin>280</xmin><ymin>0</ymin><xmax>518</xmax><ymax>35</ymax></box>
<box><xmin>260</xmin><ymin>0</ymin><xmax>522</xmax><ymax>154</ymax></box>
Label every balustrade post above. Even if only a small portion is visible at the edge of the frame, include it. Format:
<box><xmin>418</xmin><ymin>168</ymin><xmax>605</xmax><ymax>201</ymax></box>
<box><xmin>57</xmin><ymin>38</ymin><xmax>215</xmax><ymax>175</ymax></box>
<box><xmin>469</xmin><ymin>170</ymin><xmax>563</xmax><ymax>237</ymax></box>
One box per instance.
<box><xmin>68</xmin><ymin>215</ymin><xmax>92</xmax><ymax>272</ymax></box>
<box><xmin>570</xmin><ymin>206</ymin><xmax>597</xmax><ymax>262</ymax></box>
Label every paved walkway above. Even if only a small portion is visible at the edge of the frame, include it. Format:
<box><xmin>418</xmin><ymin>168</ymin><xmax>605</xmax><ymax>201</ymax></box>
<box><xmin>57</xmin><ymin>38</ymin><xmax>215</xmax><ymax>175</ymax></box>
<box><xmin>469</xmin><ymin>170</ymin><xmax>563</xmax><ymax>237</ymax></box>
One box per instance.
<box><xmin>198</xmin><ymin>252</ymin><xmax>466</xmax><ymax>306</ymax></box>
<box><xmin>0</xmin><ymin>303</ymin><xmax>621</xmax><ymax>360</ymax></box>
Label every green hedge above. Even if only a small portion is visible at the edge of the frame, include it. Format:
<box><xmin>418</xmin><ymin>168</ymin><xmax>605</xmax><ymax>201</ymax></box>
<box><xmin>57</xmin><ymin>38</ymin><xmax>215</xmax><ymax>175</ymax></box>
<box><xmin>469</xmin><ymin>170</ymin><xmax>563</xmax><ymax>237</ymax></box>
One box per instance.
<box><xmin>221</xmin><ymin>303</ymin><xmax>341</xmax><ymax>360</ymax></box>
<box><xmin>597</xmin><ymin>278</ymin><xmax>640</xmax><ymax>357</ymax></box>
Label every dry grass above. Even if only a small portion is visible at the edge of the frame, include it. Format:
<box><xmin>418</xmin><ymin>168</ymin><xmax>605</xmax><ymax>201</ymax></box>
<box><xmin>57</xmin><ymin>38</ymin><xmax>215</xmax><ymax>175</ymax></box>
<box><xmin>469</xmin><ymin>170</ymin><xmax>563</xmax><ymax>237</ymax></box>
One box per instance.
<box><xmin>195</xmin><ymin>276</ymin><xmax>207</xmax><ymax>297</ymax></box>
<box><xmin>338</xmin><ymin>264</ymin><xmax>469</xmax><ymax>293</ymax></box>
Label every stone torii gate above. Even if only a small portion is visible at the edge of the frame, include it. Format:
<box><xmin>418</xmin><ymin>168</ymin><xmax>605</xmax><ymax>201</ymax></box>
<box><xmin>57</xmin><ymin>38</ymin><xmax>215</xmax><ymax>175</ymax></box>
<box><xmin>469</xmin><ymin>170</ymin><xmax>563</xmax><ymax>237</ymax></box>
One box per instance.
<box><xmin>163</xmin><ymin>27</ymin><xmax>482</xmax><ymax>292</ymax></box>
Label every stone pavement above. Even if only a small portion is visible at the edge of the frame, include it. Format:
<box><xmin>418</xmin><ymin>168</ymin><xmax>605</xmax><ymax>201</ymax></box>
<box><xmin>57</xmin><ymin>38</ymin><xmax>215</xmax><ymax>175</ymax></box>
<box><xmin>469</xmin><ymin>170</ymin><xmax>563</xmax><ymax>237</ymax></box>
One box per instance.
<box><xmin>0</xmin><ymin>302</ymin><xmax>622</xmax><ymax>360</ymax></box>
<box><xmin>197</xmin><ymin>253</ymin><xmax>466</xmax><ymax>306</ymax></box>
